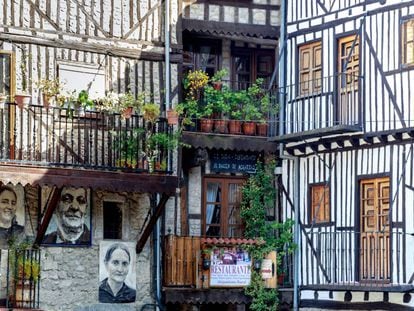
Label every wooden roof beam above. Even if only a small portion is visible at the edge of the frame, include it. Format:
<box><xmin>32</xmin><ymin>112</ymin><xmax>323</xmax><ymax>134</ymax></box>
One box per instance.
<box><xmin>392</xmin><ymin>132</ymin><xmax>403</xmax><ymax>141</ymax></box>
<box><xmin>136</xmin><ymin>193</ymin><xmax>170</xmax><ymax>254</ymax></box>
<box><xmin>362</xmin><ymin>136</ymin><xmax>374</xmax><ymax>144</ymax></box>
<box><xmin>350</xmin><ymin>138</ymin><xmax>360</xmax><ymax>147</ymax></box>
<box><xmin>34</xmin><ymin>187</ymin><xmax>62</xmax><ymax>247</ymax></box>
<box><xmin>378</xmin><ymin>134</ymin><xmax>388</xmax><ymax>144</ymax></box>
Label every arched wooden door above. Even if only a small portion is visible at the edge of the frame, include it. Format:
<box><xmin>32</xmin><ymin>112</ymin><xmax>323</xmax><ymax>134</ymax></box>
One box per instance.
<box><xmin>360</xmin><ymin>177</ymin><xmax>390</xmax><ymax>282</ymax></box>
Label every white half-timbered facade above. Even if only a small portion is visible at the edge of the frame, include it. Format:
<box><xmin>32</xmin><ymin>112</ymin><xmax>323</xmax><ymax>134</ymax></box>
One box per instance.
<box><xmin>277</xmin><ymin>0</ymin><xmax>414</xmax><ymax>309</ymax></box>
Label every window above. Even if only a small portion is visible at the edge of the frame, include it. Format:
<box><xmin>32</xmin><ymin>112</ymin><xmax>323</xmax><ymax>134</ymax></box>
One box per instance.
<box><xmin>338</xmin><ymin>35</ymin><xmax>359</xmax><ymax>90</ymax></box>
<box><xmin>103</xmin><ymin>201</ymin><xmax>123</xmax><ymax>239</ymax></box>
<box><xmin>203</xmin><ymin>177</ymin><xmax>245</xmax><ymax>237</ymax></box>
<box><xmin>0</xmin><ymin>51</ymin><xmax>15</xmax><ymax>98</ymax></box>
<box><xmin>183</xmin><ymin>35</ymin><xmax>221</xmax><ymax>78</ymax></box>
<box><xmin>232</xmin><ymin>49</ymin><xmax>274</xmax><ymax>89</ymax></box>
<box><xmin>309</xmin><ymin>184</ymin><xmax>330</xmax><ymax>224</ymax></box>
<box><xmin>299</xmin><ymin>41</ymin><xmax>322</xmax><ymax>95</ymax></box>
<box><xmin>402</xmin><ymin>18</ymin><xmax>414</xmax><ymax>66</ymax></box>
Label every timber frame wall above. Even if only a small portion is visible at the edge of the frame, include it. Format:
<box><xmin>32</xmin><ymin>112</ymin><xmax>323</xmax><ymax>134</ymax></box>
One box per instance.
<box><xmin>280</xmin><ymin>0</ymin><xmax>414</xmax><ymax>307</ymax></box>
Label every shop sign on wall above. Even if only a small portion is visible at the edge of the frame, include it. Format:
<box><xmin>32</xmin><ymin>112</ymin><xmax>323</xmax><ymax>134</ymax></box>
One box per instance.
<box><xmin>209</xmin><ymin>247</ymin><xmax>252</xmax><ymax>287</ymax></box>
<box><xmin>210</xmin><ymin>152</ymin><xmax>257</xmax><ymax>173</ymax></box>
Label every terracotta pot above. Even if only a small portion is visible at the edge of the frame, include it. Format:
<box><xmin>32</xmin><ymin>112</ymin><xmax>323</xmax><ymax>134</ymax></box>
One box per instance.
<box><xmin>14</xmin><ymin>94</ymin><xmax>31</xmax><ymax>109</ymax></box>
<box><xmin>200</xmin><ymin>118</ymin><xmax>214</xmax><ymax>133</ymax></box>
<box><xmin>228</xmin><ymin>120</ymin><xmax>243</xmax><ymax>134</ymax></box>
<box><xmin>243</xmin><ymin>121</ymin><xmax>256</xmax><ymax>136</ymax></box>
<box><xmin>214</xmin><ymin>119</ymin><xmax>228</xmax><ymax>133</ymax></box>
<box><xmin>212</xmin><ymin>81</ymin><xmax>222</xmax><ymax>90</ymax></box>
<box><xmin>122</xmin><ymin>106</ymin><xmax>134</xmax><ymax>119</ymax></box>
<box><xmin>167</xmin><ymin>109</ymin><xmax>179</xmax><ymax>125</ymax></box>
<box><xmin>42</xmin><ymin>94</ymin><xmax>51</xmax><ymax>109</ymax></box>
<box><xmin>256</xmin><ymin>123</ymin><xmax>268</xmax><ymax>137</ymax></box>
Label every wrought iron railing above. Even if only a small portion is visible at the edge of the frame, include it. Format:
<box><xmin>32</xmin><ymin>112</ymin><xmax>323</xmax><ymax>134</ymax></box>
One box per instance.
<box><xmin>0</xmin><ymin>103</ymin><xmax>174</xmax><ymax>174</ymax></box>
<box><xmin>283</xmin><ymin>73</ymin><xmax>362</xmax><ymax>134</ymax></box>
<box><xmin>302</xmin><ymin>231</ymin><xmax>407</xmax><ymax>289</ymax></box>
<box><xmin>7</xmin><ymin>248</ymin><xmax>41</xmax><ymax>309</ymax></box>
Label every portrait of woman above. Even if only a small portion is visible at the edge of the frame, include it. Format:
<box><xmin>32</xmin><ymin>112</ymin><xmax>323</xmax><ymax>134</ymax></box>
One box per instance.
<box><xmin>99</xmin><ymin>241</ymin><xmax>136</xmax><ymax>303</ymax></box>
<box><xmin>0</xmin><ymin>184</ymin><xmax>25</xmax><ymax>248</ymax></box>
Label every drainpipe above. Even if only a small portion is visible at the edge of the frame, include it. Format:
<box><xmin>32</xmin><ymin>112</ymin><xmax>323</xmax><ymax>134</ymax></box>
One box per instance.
<box><xmin>153</xmin><ymin>1</ymin><xmax>170</xmax><ymax>310</ymax></box>
<box><xmin>278</xmin><ymin>0</ymin><xmax>300</xmax><ymax>310</ymax></box>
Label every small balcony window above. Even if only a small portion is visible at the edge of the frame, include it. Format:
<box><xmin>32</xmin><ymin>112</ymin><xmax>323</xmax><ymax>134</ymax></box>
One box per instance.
<box><xmin>298</xmin><ymin>41</ymin><xmax>322</xmax><ymax>95</ymax></box>
<box><xmin>103</xmin><ymin>201</ymin><xmax>123</xmax><ymax>239</ymax></box>
<box><xmin>309</xmin><ymin>184</ymin><xmax>330</xmax><ymax>224</ymax></box>
<box><xmin>402</xmin><ymin>18</ymin><xmax>414</xmax><ymax>67</ymax></box>
<box><xmin>0</xmin><ymin>51</ymin><xmax>15</xmax><ymax>98</ymax></box>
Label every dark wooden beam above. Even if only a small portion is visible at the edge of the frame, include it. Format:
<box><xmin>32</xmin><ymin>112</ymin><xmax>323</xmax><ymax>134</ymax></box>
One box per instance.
<box><xmin>322</xmin><ymin>142</ymin><xmax>331</xmax><ymax>149</ymax></box>
<box><xmin>136</xmin><ymin>193</ymin><xmax>170</xmax><ymax>253</ymax></box>
<box><xmin>392</xmin><ymin>132</ymin><xmax>403</xmax><ymax>141</ymax></box>
<box><xmin>350</xmin><ymin>138</ymin><xmax>360</xmax><ymax>147</ymax></box>
<box><xmin>362</xmin><ymin>136</ymin><xmax>374</xmax><ymax>144</ymax></box>
<box><xmin>378</xmin><ymin>135</ymin><xmax>388</xmax><ymax>144</ymax></box>
<box><xmin>310</xmin><ymin>144</ymin><xmax>319</xmax><ymax>153</ymax></box>
<box><xmin>34</xmin><ymin>187</ymin><xmax>62</xmax><ymax>246</ymax></box>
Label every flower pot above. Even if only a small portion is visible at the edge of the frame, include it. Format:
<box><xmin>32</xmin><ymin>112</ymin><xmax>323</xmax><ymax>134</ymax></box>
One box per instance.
<box><xmin>256</xmin><ymin>123</ymin><xmax>268</xmax><ymax>137</ymax></box>
<box><xmin>121</xmin><ymin>106</ymin><xmax>134</xmax><ymax>119</ymax></box>
<box><xmin>212</xmin><ymin>81</ymin><xmax>222</xmax><ymax>90</ymax></box>
<box><xmin>14</xmin><ymin>94</ymin><xmax>31</xmax><ymax>109</ymax></box>
<box><xmin>200</xmin><ymin>118</ymin><xmax>214</xmax><ymax>133</ymax></box>
<box><xmin>243</xmin><ymin>121</ymin><xmax>256</xmax><ymax>136</ymax></box>
<box><xmin>42</xmin><ymin>94</ymin><xmax>52</xmax><ymax>109</ymax></box>
<box><xmin>228</xmin><ymin>120</ymin><xmax>243</xmax><ymax>134</ymax></box>
<box><xmin>214</xmin><ymin>119</ymin><xmax>228</xmax><ymax>134</ymax></box>
<box><xmin>167</xmin><ymin>109</ymin><xmax>179</xmax><ymax>125</ymax></box>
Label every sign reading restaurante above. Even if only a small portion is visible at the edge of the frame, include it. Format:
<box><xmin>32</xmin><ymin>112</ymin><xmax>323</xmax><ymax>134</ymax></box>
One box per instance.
<box><xmin>209</xmin><ymin>247</ymin><xmax>252</xmax><ymax>287</ymax></box>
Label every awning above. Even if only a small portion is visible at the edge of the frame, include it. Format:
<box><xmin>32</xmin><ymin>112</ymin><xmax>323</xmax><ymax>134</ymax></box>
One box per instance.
<box><xmin>182</xmin><ymin>19</ymin><xmax>279</xmax><ymax>40</ymax></box>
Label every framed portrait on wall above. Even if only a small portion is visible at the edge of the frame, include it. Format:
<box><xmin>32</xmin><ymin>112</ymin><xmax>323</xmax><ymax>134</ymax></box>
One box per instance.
<box><xmin>41</xmin><ymin>186</ymin><xmax>91</xmax><ymax>246</ymax></box>
<box><xmin>0</xmin><ymin>183</ymin><xmax>25</xmax><ymax>248</ymax></box>
<box><xmin>99</xmin><ymin>241</ymin><xmax>136</xmax><ymax>303</ymax></box>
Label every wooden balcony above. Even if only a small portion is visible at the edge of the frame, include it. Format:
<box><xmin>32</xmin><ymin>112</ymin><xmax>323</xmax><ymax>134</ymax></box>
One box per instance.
<box><xmin>1</xmin><ymin>103</ymin><xmax>174</xmax><ymax>174</ymax></box>
<box><xmin>163</xmin><ymin>235</ymin><xmax>262</xmax><ymax>305</ymax></box>
<box><xmin>0</xmin><ymin>103</ymin><xmax>179</xmax><ymax>194</ymax></box>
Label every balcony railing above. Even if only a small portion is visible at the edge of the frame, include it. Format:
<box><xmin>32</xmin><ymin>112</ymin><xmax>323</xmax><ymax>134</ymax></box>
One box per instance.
<box><xmin>182</xmin><ymin>81</ymin><xmax>280</xmax><ymax>137</ymax></box>
<box><xmin>283</xmin><ymin>73</ymin><xmax>362</xmax><ymax>135</ymax></box>
<box><xmin>6</xmin><ymin>248</ymin><xmax>41</xmax><ymax>309</ymax></box>
<box><xmin>302</xmin><ymin>231</ymin><xmax>410</xmax><ymax>290</ymax></box>
<box><xmin>0</xmin><ymin>103</ymin><xmax>174</xmax><ymax>174</ymax></box>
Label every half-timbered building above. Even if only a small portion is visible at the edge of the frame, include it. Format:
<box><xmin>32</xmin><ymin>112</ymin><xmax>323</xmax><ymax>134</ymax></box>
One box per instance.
<box><xmin>0</xmin><ymin>1</ymin><xmax>180</xmax><ymax>310</ymax></box>
<box><xmin>276</xmin><ymin>0</ymin><xmax>414</xmax><ymax>309</ymax></box>
<box><xmin>162</xmin><ymin>1</ymin><xmax>281</xmax><ymax>310</ymax></box>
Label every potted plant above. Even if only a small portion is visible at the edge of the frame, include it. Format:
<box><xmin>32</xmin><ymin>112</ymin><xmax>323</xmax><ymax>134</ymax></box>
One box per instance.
<box><xmin>203</xmin><ymin>84</ymin><xmax>231</xmax><ymax>133</ymax></box>
<box><xmin>14</xmin><ymin>93</ymin><xmax>31</xmax><ymax>109</ymax></box>
<box><xmin>37</xmin><ymin>78</ymin><xmax>63</xmax><ymax>108</ymax></box>
<box><xmin>210</xmin><ymin>69</ymin><xmax>228</xmax><ymax>90</ymax></box>
<box><xmin>184</xmin><ymin>70</ymin><xmax>209</xmax><ymax>101</ymax></box>
<box><xmin>114</xmin><ymin>128</ymin><xmax>145</xmax><ymax>169</ymax></box>
<box><xmin>228</xmin><ymin>90</ymin><xmax>246</xmax><ymax>134</ymax></box>
<box><xmin>119</xmin><ymin>92</ymin><xmax>143</xmax><ymax>119</ymax></box>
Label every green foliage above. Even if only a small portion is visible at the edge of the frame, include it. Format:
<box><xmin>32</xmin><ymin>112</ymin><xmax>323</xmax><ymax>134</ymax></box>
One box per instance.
<box><xmin>240</xmin><ymin>161</ymin><xmax>295</xmax><ymax>311</ymax></box>
<box><xmin>113</xmin><ymin>128</ymin><xmax>145</xmax><ymax>165</ymax></box>
<box><xmin>245</xmin><ymin>272</ymin><xmax>278</xmax><ymax>311</ymax></box>
<box><xmin>203</xmin><ymin>85</ymin><xmax>231</xmax><ymax>117</ymax></box>
<box><xmin>8</xmin><ymin>238</ymin><xmax>40</xmax><ymax>283</ymax></box>
<box><xmin>77</xmin><ymin>90</ymin><xmax>95</xmax><ymax>109</ymax></box>
<box><xmin>210</xmin><ymin>69</ymin><xmax>228</xmax><ymax>82</ymax></box>
<box><xmin>142</xmin><ymin>103</ymin><xmax>160</xmax><ymax>124</ymax></box>
<box><xmin>119</xmin><ymin>92</ymin><xmax>143</xmax><ymax>111</ymax></box>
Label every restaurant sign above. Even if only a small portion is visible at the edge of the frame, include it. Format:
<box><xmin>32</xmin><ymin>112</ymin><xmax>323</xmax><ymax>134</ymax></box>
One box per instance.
<box><xmin>210</xmin><ymin>152</ymin><xmax>257</xmax><ymax>174</ymax></box>
<box><xmin>209</xmin><ymin>246</ymin><xmax>251</xmax><ymax>287</ymax></box>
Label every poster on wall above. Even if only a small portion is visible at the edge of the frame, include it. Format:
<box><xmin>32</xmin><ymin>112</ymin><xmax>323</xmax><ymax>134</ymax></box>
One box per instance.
<box><xmin>210</xmin><ymin>246</ymin><xmax>251</xmax><ymax>287</ymax></box>
<box><xmin>42</xmin><ymin>186</ymin><xmax>91</xmax><ymax>246</ymax></box>
<box><xmin>99</xmin><ymin>241</ymin><xmax>136</xmax><ymax>303</ymax></box>
<box><xmin>0</xmin><ymin>183</ymin><xmax>25</xmax><ymax>248</ymax></box>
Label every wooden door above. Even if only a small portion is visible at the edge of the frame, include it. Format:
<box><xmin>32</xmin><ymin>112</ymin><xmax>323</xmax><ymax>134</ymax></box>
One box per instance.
<box><xmin>360</xmin><ymin>178</ymin><xmax>390</xmax><ymax>282</ymax></box>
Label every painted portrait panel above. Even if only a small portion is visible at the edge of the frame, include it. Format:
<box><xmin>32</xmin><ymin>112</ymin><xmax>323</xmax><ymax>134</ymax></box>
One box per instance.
<box><xmin>42</xmin><ymin>186</ymin><xmax>91</xmax><ymax>246</ymax></box>
<box><xmin>99</xmin><ymin>241</ymin><xmax>136</xmax><ymax>303</ymax></box>
<box><xmin>0</xmin><ymin>183</ymin><xmax>25</xmax><ymax>249</ymax></box>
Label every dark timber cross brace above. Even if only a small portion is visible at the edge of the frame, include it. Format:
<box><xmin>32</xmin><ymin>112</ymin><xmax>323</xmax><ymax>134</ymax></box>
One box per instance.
<box><xmin>136</xmin><ymin>193</ymin><xmax>170</xmax><ymax>254</ymax></box>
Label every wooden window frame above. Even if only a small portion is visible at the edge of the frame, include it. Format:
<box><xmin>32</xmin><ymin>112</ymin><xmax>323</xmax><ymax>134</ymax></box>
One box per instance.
<box><xmin>202</xmin><ymin>176</ymin><xmax>246</xmax><ymax>238</ymax></box>
<box><xmin>309</xmin><ymin>183</ymin><xmax>330</xmax><ymax>224</ymax></box>
<box><xmin>338</xmin><ymin>35</ymin><xmax>360</xmax><ymax>91</ymax></box>
<box><xmin>231</xmin><ymin>47</ymin><xmax>275</xmax><ymax>89</ymax></box>
<box><xmin>298</xmin><ymin>41</ymin><xmax>322</xmax><ymax>96</ymax></box>
<box><xmin>401</xmin><ymin>18</ymin><xmax>414</xmax><ymax>67</ymax></box>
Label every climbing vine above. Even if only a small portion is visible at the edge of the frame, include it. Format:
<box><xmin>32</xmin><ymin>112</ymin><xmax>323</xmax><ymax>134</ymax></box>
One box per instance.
<box><xmin>241</xmin><ymin>161</ymin><xmax>295</xmax><ymax>311</ymax></box>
